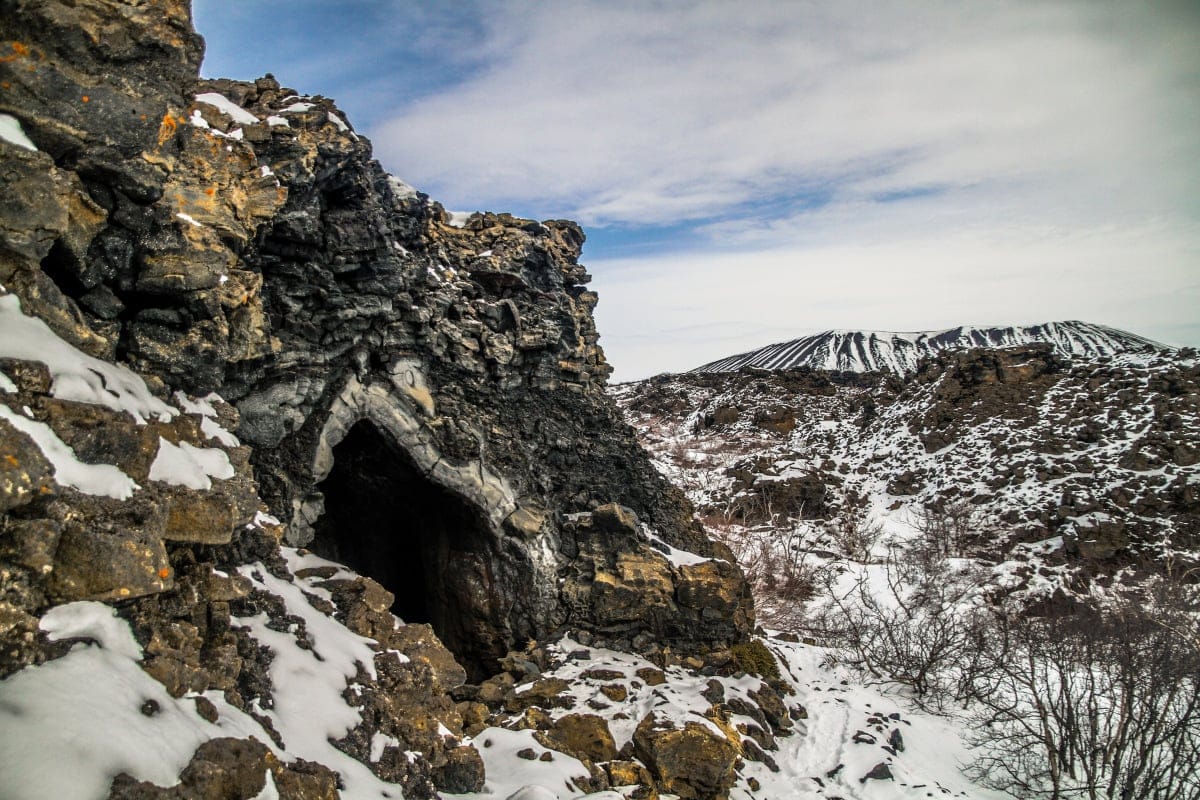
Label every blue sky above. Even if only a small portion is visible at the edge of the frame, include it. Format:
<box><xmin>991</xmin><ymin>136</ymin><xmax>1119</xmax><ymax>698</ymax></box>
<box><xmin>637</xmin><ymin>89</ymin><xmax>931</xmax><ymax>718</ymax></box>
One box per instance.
<box><xmin>194</xmin><ymin>0</ymin><xmax>1200</xmax><ymax>381</ymax></box>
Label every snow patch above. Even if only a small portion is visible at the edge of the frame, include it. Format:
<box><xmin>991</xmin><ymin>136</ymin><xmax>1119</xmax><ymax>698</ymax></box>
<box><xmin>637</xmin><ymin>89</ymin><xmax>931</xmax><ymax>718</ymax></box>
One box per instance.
<box><xmin>233</xmin><ymin>559</ymin><xmax>393</xmax><ymax>798</ymax></box>
<box><xmin>0</xmin><ymin>602</ymin><xmax>263</xmax><ymax>800</ymax></box>
<box><xmin>188</xmin><ymin>108</ymin><xmax>210</xmax><ymax>129</ymax></box>
<box><xmin>0</xmin><ymin>294</ymin><xmax>176</xmax><ymax>422</ymax></box>
<box><xmin>447</xmin><ymin>727</ymin><xmax>591</xmax><ymax>800</ymax></box>
<box><xmin>0</xmin><ymin>404</ymin><xmax>138</xmax><ymax>498</ymax></box>
<box><xmin>647</xmin><ymin>532</ymin><xmax>711</xmax><ymax>567</ymax></box>
<box><xmin>253</xmin><ymin>510</ymin><xmax>282</xmax><ymax>528</ymax></box>
<box><xmin>0</xmin><ymin>113</ymin><xmax>38</xmax><ymax>151</ymax></box>
<box><xmin>369</xmin><ymin>732</ymin><xmax>400</xmax><ymax>763</ymax></box>
<box><xmin>200</xmin><ymin>415</ymin><xmax>240</xmax><ymax>447</ymax></box>
<box><xmin>387</xmin><ymin>175</ymin><xmax>418</xmax><ymax>200</ymax></box>
<box><xmin>194</xmin><ymin>92</ymin><xmax>260</xmax><ymax>125</ymax></box>
<box><xmin>253</xmin><ymin>771</ymin><xmax>280</xmax><ymax>800</ymax></box>
<box><xmin>148</xmin><ymin>437</ymin><xmax>234</xmax><ymax>490</ymax></box>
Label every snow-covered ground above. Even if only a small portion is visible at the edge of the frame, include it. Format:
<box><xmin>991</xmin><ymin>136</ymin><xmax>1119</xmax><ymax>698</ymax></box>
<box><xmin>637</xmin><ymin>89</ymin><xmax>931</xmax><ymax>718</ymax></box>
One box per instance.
<box><xmin>0</xmin><ymin>555</ymin><xmax>1009</xmax><ymax>800</ymax></box>
<box><xmin>614</xmin><ymin>346</ymin><xmax>1199</xmax><ymax>613</ymax></box>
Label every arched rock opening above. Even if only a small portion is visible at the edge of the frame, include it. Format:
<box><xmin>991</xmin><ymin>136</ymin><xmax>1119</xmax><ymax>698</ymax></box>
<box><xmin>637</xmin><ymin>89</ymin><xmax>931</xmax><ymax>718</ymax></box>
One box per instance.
<box><xmin>309</xmin><ymin>418</ymin><xmax>508</xmax><ymax>680</ymax></box>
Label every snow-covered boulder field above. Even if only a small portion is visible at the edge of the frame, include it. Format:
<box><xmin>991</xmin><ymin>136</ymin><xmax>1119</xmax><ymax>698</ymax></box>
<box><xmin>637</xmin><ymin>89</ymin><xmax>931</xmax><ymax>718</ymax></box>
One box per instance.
<box><xmin>0</xmin><ymin>287</ymin><xmax>999</xmax><ymax>799</ymax></box>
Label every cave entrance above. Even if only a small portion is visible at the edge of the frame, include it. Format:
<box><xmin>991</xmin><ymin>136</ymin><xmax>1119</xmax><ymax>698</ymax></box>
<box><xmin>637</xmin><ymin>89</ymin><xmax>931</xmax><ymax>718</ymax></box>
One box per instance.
<box><xmin>309</xmin><ymin>419</ymin><xmax>504</xmax><ymax>680</ymax></box>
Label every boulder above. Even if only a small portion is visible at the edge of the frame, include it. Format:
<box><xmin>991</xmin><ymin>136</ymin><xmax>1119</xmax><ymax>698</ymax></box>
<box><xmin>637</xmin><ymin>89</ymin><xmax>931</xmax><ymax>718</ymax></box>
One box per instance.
<box><xmin>537</xmin><ymin>713</ymin><xmax>618</xmax><ymax>763</ymax></box>
<box><xmin>0</xmin><ymin>417</ymin><xmax>55</xmax><ymax>511</ymax></box>
<box><xmin>632</xmin><ymin>713</ymin><xmax>739</xmax><ymax>800</ymax></box>
<box><xmin>1064</xmin><ymin>516</ymin><xmax>1129</xmax><ymax>559</ymax></box>
<box><xmin>107</xmin><ymin>736</ymin><xmax>338</xmax><ymax>800</ymax></box>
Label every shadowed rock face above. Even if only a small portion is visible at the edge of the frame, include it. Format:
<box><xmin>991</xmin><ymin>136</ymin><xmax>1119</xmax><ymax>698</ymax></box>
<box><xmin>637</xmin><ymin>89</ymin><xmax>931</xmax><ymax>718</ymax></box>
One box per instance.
<box><xmin>0</xmin><ymin>0</ymin><xmax>750</xmax><ymax>676</ymax></box>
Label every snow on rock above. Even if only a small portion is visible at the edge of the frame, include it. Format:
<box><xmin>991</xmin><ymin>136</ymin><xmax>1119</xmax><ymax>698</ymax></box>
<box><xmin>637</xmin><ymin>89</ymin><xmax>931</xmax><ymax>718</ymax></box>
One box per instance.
<box><xmin>252</xmin><ymin>510</ymin><xmax>282</xmax><ymax>529</ymax></box>
<box><xmin>40</xmin><ymin>600</ymin><xmax>144</xmax><ymax>659</ymax></box>
<box><xmin>233</xmin><ymin>559</ymin><xmax>397</xmax><ymax>799</ymax></box>
<box><xmin>0</xmin><ymin>112</ymin><xmax>38</xmax><ymax>151</ymax></box>
<box><xmin>172</xmin><ymin>390</ymin><xmax>220</xmax><ymax>417</ymax></box>
<box><xmin>388</xmin><ymin>175</ymin><xmax>419</xmax><ymax>200</ymax></box>
<box><xmin>646</xmin><ymin>532</ymin><xmax>711</xmax><ymax>567</ymax></box>
<box><xmin>447</xmin><ymin>211</ymin><xmax>473</xmax><ymax>228</ymax></box>
<box><xmin>173</xmin><ymin>391</ymin><xmax>240</xmax><ymax>446</ymax></box>
<box><xmin>617</xmin><ymin>344</ymin><xmax>1199</xmax><ymax>608</ymax></box>
<box><xmin>253</xmin><ymin>771</ymin><xmax>281</xmax><ymax>800</ymax></box>
<box><xmin>199</xmin><ymin>415</ymin><xmax>239</xmax><ymax>447</ymax></box>
<box><xmin>0</xmin><ymin>294</ymin><xmax>176</xmax><ymax>422</ymax></box>
<box><xmin>194</xmin><ymin>92</ymin><xmax>260</xmax><ymax>125</ymax></box>
<box><xmin>749</xmin><ymin>638</ymin><xmax>1007</xmax><ymax>800</ymax></box>
<box><xmin>0</xmin><ymin>603</ymin><xmax>263</xmax><ymax>800</ymax></box>
<box><xmin>148</xmin><ymin>437</ymin><xmax>234</xmax><ymax>491</ymax></box>
<box><xmin>188</xmin><ymin>108</ymin><xmax>210</xmax><ymax>129</ymax></box>
<box><xmin>0</xmin><ymin>403</ymin><xmax>138</xmax><ymax>498</ymax></box>
<box><xmin>0</xmin><ymin>369</ymin><xmax>16</xmax><ymax>392</ymax></box>
<box><xmin>445</xmin><ymin>727</ymin><xmax>590</xmax><ymax>800</ymax></box>
<box><xmin>465</xmin><ymin>634</ymin><xmax>1002</xmax><ymax>799</ymax></box>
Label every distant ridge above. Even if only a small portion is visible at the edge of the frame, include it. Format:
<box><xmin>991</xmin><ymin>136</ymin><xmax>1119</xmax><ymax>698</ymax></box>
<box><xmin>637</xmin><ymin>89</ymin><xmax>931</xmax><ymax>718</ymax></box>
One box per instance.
<box><xmin>691</xmin><ymin>321</ymin><xmax>1166</xmax><ymax>375</ymax></box>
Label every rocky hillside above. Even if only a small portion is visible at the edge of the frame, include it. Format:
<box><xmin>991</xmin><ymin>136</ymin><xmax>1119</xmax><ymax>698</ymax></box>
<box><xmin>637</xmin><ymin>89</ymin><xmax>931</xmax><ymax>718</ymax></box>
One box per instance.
<box><xmin>0</xmin><ymin>0</ymin><xmax>757</xmax><ymax>675</ymax></box>
<box><xmin>616</xmin><ymin>344</ymin><xmax>1200</xmax><ymax>616</ymax></box>
<box><xmin>692</xmin><ymin>321</ymin><xmax>1166</xmax><ymax>374</ymax></box>
<box><xmin>2</xmin><ymin>3</ymin><xmax>1176</xmax><ymax>799</ymax></box>
<box><xmin>0</xmin><ymin>2</ymin><xmax>866</xmax><ymax>798</ymax></box>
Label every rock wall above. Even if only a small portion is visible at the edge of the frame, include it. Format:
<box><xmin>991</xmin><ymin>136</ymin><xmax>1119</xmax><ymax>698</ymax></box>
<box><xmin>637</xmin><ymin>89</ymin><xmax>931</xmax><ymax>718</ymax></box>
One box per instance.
<box><xmin>1</xmin><ymin>0</ymin><xmax>749</xmax><ymax>685</ymax></box>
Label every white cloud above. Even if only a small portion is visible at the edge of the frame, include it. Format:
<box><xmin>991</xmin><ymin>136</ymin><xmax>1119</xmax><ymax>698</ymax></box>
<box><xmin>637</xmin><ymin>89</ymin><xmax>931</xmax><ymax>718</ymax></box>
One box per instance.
<box><xmin>372</xmin><ymin>0</ymin><xmax>1199</xmax><ymax>228</ymax></box>
<box><xmin>592</xmin><ymin>217</ymin><xmax>1200</xmax><ymax>381</ymax></box>
<box><xmin>363</xmin><ymin>0</ymin><xmax>1200</xmax><ymax>378</ymax></box>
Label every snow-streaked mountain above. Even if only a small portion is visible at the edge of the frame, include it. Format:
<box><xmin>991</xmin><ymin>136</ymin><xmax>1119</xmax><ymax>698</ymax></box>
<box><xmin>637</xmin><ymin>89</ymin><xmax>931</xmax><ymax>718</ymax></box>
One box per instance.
<box><xmin>692</xmin><ymin>321</ymin><xmax>1166</xmax><ymax>374</ymax></box>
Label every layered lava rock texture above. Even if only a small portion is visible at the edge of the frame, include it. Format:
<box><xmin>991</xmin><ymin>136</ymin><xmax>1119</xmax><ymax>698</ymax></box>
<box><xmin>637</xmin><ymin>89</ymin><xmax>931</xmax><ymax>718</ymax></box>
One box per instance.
<box><xmin>0</xmin><ymin>0</ymin><xmax>749</xmax><ymax>748</ymax></box>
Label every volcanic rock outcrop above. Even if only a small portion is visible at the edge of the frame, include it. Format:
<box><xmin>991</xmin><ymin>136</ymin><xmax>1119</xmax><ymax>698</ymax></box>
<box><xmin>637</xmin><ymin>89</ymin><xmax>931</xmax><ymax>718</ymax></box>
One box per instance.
<box><xmin>0</xmin><ymin>2</ymin><xmax>752</xmax><ymax>797</ymax></box>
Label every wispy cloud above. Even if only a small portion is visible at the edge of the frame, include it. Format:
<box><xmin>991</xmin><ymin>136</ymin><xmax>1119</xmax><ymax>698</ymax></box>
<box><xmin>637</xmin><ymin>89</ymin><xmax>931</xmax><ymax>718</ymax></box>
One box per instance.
<box><xmin>592</xmin><ymin>218</ymin><xmax>1199</xmax><ymax>380</ymax></box>
<box><xmin>372</xmin><ymin>0</ymin><xmax>1199</xmax><ymax>229</ymax></box>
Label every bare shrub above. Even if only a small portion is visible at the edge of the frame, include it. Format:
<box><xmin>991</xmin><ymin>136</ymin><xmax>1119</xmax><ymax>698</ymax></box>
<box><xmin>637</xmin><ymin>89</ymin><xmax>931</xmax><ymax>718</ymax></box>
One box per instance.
<box><xmin>813</xmin><ymin>547</ymin><xmax>988</xmax><ymax>707</ymax></box>
<box><xmin>910</xmin><ymin>498</ymin><xmax>995</xmax><ymax>558</ymax></box>
<box><xmin>828</xmin><ymin>507</ymin><xmax>884</xmax><ymax>563</ymax></box>
<box><xmin>716</xmin><ymin>524</ymin><xmax>828</xmax><ymax>630</ymax></box>
<box><xmin>966</xmin><ymin>579</ymin><xmax>1200</xmax><ymax>800</ymax></box>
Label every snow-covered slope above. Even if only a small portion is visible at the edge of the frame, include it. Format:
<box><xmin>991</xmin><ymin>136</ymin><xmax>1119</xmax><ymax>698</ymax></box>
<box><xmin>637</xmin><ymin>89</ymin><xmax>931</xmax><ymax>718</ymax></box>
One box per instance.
<box><xmin>616</xmin><ymin>345</ymin><xmax>1200</xmax><ymax>612</ymax></box>
<box><xmin>692</xmin><ymin>321</ymin><xmax>1166</xmax><ymax>374</ymax></box>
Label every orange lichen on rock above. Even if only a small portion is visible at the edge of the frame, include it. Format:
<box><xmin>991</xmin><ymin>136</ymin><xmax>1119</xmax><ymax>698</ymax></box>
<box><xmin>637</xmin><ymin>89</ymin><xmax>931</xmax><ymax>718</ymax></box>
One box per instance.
<box><xmin>0</xmin><ymin>41</ymin><xmax>30</xmax><ymax>62</ymax></box>
<box><xmin>156</xmin><ymin>112</ymin><xmax>178</xmax><ymax>146</ymax></box>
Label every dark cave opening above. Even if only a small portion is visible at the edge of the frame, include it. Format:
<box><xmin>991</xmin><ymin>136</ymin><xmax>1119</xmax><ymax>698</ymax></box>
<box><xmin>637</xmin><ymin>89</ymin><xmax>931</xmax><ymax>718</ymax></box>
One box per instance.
<box><xmin>309</xmin><ymin>419</ymin><xmax>505</xmax><ymax>680</ymax></box>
